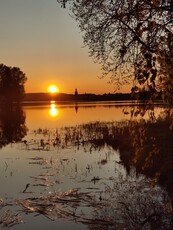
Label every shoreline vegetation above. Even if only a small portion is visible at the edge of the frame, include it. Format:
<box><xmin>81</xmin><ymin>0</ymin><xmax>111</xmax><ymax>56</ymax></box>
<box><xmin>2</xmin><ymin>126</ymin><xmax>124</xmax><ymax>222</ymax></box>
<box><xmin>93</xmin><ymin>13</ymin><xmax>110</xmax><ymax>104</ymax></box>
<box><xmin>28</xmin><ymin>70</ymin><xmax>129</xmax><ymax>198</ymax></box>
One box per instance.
<box><xmin>22</xmin><ymin>92</ymin><xmax>163</xmax><ymax>103</ymax></box>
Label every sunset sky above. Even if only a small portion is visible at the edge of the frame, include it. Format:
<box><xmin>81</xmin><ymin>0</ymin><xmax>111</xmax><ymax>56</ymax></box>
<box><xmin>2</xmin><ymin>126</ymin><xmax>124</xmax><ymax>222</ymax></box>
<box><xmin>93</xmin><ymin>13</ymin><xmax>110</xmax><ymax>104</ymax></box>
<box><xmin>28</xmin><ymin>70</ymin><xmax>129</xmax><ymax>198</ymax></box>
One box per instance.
<box><xmin>0</xmin><ymin>0</ymin><xmax>130</xmax><ymax>94</ymax></box>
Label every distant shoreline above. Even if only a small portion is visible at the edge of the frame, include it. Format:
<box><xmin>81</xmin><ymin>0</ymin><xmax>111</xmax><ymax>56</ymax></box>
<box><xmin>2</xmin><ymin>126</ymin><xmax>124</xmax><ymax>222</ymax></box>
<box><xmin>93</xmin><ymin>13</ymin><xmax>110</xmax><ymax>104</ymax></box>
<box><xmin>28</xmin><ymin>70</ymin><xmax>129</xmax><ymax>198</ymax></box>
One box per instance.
<box><xmin>23</xmin><ymin>92</ymin><xmax>161</xmax><ymax>102</ymax></box>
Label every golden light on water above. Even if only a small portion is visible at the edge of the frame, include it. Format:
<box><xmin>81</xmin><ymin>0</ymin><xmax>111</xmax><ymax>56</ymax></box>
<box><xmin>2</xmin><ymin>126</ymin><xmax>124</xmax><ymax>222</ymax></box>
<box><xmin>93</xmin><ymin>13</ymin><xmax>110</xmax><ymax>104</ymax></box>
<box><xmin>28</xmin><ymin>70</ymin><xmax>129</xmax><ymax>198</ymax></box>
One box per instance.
<box><xmin>48</xmin><ymin>85</ymin><xmax>59</xmax><ymax>94</ymax></box>
<box><xmin>49</xmin><ymin>102</ymin><xmax>59</xmax><ymax>117</ymax></box>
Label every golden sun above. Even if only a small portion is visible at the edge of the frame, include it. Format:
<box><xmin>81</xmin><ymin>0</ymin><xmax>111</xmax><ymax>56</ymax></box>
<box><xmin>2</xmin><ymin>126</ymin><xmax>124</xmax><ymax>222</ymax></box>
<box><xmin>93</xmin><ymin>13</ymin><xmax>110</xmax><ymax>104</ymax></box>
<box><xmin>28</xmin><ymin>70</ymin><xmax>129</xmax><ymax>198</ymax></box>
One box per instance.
<box><xmin>48</xmin><ymin>85</ymin><xmax>59</xmax><ymax>94</ymax></box>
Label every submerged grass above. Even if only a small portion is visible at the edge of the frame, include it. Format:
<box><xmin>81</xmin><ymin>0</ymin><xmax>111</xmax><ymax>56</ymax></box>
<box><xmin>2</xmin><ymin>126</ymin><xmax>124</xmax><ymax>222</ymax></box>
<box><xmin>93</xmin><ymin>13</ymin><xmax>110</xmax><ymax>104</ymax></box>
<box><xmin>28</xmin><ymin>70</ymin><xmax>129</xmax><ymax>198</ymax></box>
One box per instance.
<box><xmin>1</xmin><ymin>117</ymin><xmax>173</xmax><ymax>229</ymax></box>
<box><xmin>7</xmin><ymin>174</ymin><xmax>172</xmax><ymax>229</ymax></box>
<box><xmin>0</xmin><ymin>199</ymin><xmax>23</xmax><ymax>228</ymax></box>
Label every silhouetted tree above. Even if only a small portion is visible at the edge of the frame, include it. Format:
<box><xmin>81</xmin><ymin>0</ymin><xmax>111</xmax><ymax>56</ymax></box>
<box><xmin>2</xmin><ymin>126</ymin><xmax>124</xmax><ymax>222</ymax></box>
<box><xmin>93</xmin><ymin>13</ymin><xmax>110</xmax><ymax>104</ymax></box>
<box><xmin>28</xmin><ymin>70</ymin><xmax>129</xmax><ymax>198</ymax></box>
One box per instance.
<box><xmin>58</xmin><ymin>0</ymin><xmax>173</xmax><ymax>104</ymax></box>
<box><xmin>0</xmin><ymin>64</ymin><xmax>27</xmax><ymax>103</ymax></box>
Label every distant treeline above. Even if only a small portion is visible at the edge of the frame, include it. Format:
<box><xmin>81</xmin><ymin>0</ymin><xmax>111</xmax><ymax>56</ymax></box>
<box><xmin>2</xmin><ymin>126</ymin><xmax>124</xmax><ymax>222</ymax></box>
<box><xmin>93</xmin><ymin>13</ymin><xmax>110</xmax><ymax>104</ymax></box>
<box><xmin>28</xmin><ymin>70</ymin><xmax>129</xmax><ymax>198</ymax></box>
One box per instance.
<box><xmin>23</xmin><ymin>92</ymin><xmax>162</xmax><ymax>102</ymax></box>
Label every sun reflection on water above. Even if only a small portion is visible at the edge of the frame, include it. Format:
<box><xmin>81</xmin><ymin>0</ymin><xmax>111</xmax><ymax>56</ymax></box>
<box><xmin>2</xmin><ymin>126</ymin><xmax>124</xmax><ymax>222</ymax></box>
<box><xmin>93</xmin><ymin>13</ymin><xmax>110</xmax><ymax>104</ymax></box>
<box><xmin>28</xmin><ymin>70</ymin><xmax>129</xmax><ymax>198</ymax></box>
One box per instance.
<box><xmin>49</xmin><ymin>101</ymin><xmax>59</xmax><ymax>117</ymax></box>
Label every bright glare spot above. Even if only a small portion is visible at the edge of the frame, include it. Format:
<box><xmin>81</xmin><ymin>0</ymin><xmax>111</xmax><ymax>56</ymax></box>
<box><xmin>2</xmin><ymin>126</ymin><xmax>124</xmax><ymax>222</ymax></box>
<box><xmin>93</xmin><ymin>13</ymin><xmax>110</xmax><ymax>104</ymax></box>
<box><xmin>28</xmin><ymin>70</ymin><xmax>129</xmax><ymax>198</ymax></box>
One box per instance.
<box><xmin>48</xmin><ymin>85</ymin><xmax>59</xmax><ymax>94</ymax></box>
<box><xmin>49</xmin><ymin>103</ymin><xmax>59</xmax><ymax>117</ymax></box>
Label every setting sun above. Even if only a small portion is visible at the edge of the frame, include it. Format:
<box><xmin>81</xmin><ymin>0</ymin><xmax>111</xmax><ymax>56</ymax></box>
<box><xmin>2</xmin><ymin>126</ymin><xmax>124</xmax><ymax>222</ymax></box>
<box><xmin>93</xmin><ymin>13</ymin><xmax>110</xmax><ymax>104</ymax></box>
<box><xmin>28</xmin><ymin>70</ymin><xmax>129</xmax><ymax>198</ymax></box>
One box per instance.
<box><xmin>48</xmin><ymin>85</ymin><xmax>59</xmax><ymax>94</ymax></box>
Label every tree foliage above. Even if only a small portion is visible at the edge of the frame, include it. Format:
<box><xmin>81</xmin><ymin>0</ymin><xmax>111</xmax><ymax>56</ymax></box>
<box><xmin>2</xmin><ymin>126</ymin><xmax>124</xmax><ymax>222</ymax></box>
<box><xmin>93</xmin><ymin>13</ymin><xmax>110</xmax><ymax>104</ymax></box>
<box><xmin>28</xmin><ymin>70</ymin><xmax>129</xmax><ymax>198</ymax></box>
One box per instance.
<box><xmin>0</xmin><ymin>64</ymin><xmax>27</xmax><ymax>102</ymax></box>
<box><xmin>58</xmin><ymin>0</ymin><xmax>173</xmax><ymax>104</ymax></box>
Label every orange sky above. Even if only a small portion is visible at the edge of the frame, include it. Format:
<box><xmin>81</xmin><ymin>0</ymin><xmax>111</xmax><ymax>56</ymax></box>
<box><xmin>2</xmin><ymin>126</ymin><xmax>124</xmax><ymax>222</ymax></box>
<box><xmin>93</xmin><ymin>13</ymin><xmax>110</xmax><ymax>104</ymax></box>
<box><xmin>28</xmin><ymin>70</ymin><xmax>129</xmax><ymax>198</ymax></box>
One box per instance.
<box><xmin>0</xmin><ymin>0</ymin><xmax>130</xmax><ymax>94</ymax></box>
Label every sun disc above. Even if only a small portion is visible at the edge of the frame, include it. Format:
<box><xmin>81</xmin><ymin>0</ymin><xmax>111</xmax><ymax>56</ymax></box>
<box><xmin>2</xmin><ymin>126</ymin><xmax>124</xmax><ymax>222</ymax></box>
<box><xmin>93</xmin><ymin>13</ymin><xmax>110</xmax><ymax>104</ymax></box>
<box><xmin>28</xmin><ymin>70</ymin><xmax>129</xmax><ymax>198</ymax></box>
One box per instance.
<box><xmin>48</xmin><ymin>85</ymin><xmax>59</xmax><ymax>94</ymax></box>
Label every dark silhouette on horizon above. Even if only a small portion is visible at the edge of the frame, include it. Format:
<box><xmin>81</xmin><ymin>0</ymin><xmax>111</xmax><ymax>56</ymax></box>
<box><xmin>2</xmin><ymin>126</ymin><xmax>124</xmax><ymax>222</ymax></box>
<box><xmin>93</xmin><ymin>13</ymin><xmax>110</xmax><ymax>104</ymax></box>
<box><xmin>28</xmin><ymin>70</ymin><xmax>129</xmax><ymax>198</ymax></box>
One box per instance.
<box><xmin>74</xmin><ymin>88</ymin><xmax>78</xmax><ymax>97</ymax></box>
<box><xmin>0</xmin><ymin>64</ymin><xmax>27</xmax><ymax>103</ymax></box>
<box><xmin>23</xmin><ymin>90</ymin><xmax>162</xmax><ymax>103</ymax></box>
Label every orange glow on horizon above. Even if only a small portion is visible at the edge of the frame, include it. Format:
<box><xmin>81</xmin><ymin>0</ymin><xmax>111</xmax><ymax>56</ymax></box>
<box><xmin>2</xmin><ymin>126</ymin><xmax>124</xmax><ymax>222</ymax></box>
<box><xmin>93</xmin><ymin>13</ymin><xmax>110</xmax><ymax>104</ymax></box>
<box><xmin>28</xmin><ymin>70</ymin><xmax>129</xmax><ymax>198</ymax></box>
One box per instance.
<box><xmin>25</xmin><ymin>78</ymin><xmax>132</xmax><ymax>94</ymax></box>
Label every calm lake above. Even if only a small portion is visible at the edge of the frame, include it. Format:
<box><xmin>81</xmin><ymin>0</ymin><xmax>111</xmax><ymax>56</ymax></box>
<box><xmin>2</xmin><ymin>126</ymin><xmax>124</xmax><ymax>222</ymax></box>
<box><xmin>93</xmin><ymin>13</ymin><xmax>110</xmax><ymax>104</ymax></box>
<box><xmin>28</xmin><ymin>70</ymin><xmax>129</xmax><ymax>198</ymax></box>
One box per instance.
<box><xmin>0</xmin><ymin>101</ymin><xmax>172</xmax><ymax>229</ymax></box>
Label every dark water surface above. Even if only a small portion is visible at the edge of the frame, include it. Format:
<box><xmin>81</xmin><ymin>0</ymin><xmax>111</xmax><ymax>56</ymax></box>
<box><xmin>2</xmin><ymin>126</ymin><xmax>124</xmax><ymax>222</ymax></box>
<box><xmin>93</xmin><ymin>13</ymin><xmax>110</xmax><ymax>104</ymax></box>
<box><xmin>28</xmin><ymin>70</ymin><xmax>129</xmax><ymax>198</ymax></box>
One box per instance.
<box><xmin>0</xmin><ymin>101</ymin><xmax>172</xmax><ymax>229</ymax></box>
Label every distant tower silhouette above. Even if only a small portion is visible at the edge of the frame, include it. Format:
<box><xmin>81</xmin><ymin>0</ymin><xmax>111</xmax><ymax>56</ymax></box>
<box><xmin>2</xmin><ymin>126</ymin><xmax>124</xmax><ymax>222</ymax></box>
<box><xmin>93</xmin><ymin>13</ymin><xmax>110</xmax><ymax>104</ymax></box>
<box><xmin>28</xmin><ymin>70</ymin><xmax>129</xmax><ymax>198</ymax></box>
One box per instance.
<box><xmin>75</xmin><ymin>88</ymin><xmax>78</xmax><ymax>96</ymax></box>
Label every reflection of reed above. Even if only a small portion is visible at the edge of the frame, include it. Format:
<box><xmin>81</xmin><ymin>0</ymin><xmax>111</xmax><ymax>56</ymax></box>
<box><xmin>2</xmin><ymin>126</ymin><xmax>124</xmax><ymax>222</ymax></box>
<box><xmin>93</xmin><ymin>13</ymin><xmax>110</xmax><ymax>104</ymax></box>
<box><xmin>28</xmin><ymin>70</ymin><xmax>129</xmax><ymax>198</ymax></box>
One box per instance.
<box><xmin>13</xmin><ymin>118</ymin><xmax>173</xmax><ymax>229</ymax></box>
<box><xmin>30</xmin><ymin>117</ymin><xmax>173</xmax><ymax>208</ymax></box>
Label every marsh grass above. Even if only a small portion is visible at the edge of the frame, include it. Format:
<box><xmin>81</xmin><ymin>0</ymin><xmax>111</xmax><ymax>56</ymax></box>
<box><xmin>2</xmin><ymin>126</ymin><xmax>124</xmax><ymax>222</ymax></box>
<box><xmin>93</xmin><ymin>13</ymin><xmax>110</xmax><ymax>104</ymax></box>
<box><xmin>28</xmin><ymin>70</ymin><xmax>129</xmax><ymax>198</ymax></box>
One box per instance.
<box><xmin>1</xmin><ymin>117</ymin><xmax>173</xmax><ymax>229</ymax></box>
<box><xmin>0</xmin><ymin>199</ymin><xmax>23</xmax><ymax>227</ymax></box>
<box><xmin>4</xmin><ymin>173</ymin><xmax>171</xmax><ymax>229</ymax></box>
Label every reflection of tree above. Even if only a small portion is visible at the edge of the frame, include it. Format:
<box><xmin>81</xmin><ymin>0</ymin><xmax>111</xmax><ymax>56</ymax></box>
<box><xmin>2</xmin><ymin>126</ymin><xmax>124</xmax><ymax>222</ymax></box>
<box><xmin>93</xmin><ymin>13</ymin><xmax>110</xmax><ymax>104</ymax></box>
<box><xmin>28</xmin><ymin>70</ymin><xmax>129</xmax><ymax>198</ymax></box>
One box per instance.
<box><xmin>16</xmin><ymin>118</ymin><xmax>173</xmax><ymax>228</ymax></box>
<box><xmin>31</xmin><ymin>117</ymin><xmax>173</xmax><ymax>207</ymax></box>
<box><xmin>55</xmin><ymin>118</ymin><xmax>173</xmax><ymax>205</ymax></box>
<box><xmin>0</xmin><ymin>103</ymin><xmax>28</xmax><ymax>148</ymax></box>
<box><xmin>75</xmin><ymin>118</ymin><xmax>173</xmax><ymax>229</ymax></box>
<box><xmin>118</xmin><ymin>114</ymin><xmax>173</xmax><ymax>207</ymax></box>
<box><xmin>16</xmin><ymin>160</ymin><xmax>172</xmax><ymax>229</ymax></box>
<box><xmin>87</xmin><ymin>175</ymin><xmax>172</xmax><ymax>230</ymax></box>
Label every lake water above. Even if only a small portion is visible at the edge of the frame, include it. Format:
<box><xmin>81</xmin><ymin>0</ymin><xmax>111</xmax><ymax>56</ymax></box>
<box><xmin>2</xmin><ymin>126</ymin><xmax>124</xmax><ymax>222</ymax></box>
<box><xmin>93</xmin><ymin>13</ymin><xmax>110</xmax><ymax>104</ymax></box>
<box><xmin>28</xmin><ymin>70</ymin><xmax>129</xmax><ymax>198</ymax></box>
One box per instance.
<box><xmin>0</xmin><ymin>101</ymin><xmax>172</xmax><ymax>229</ymax></box>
